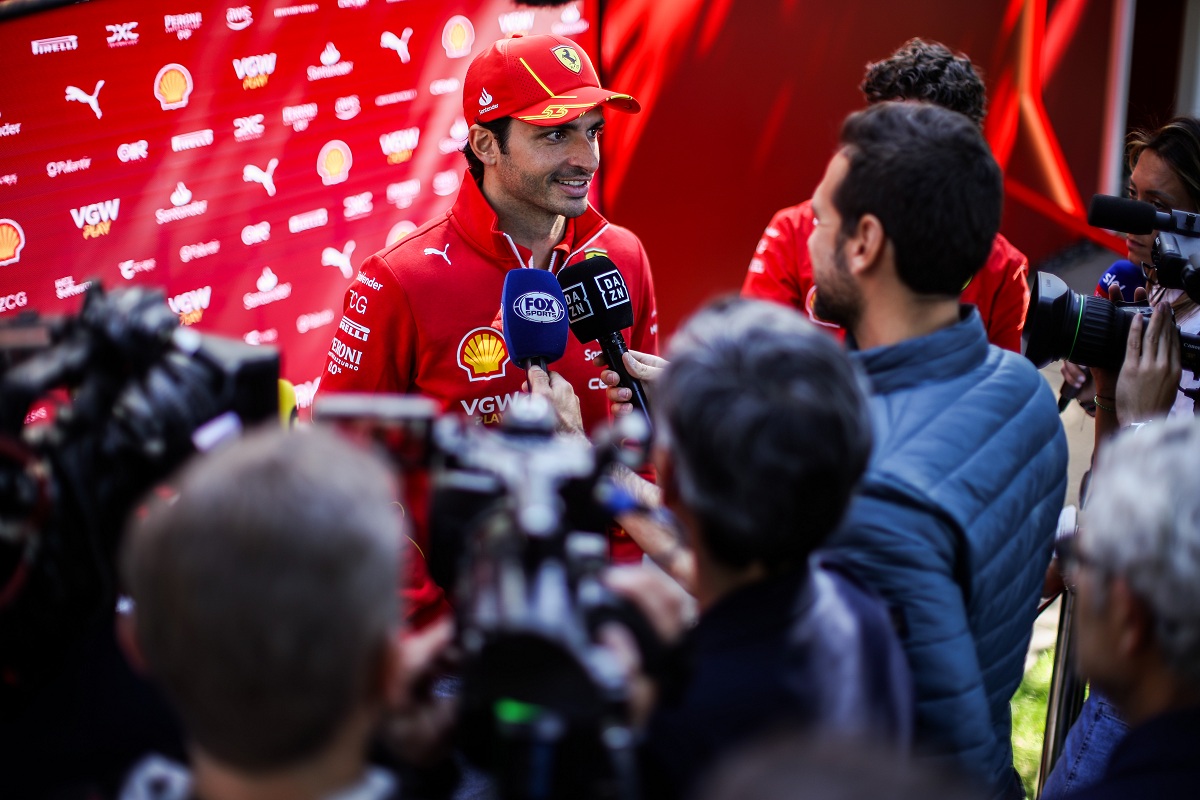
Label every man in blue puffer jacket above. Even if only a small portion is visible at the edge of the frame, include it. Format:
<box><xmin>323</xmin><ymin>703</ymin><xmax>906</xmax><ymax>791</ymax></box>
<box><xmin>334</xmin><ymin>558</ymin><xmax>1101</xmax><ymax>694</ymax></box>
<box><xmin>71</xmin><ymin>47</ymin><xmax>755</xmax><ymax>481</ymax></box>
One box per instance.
<box><xmin>810</xmin><ymin>102</ymin><xmax>1068</xmax><ymax>799</ymax></box>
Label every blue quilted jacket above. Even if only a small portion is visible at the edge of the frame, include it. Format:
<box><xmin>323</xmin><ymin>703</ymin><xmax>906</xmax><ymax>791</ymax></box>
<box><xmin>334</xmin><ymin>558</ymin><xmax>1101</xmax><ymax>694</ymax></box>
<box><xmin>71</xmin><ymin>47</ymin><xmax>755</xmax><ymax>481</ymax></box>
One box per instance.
<box><xmin>823</xmin><ymin>308</ymin><xmax>1067</xmax><ymax>797</ymax></box>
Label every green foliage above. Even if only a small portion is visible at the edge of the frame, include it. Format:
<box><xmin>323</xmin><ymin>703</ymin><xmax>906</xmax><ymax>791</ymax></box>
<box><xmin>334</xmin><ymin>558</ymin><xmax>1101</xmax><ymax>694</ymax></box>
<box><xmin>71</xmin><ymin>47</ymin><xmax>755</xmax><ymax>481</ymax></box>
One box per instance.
<box><xmin>1011</xmin><ymin>648</ymin><xmax>1056</xmax><ymax>797</ymax></box>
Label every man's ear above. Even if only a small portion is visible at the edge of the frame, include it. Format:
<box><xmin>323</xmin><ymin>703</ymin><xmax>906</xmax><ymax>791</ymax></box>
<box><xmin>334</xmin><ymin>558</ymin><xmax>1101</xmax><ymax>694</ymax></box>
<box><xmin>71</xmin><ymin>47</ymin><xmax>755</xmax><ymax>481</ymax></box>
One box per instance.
<box><xmin>845</xmin><ymin>213</ymin><xmax>887</xmax><ymax>277</ymax></box>
<box><xmin>468</xmin><ymin>124</ymin><xmax>499</xmax><ymax>166</ymax></box>
<box><xmin>1110</xmin><ymin>577</ymin><xmax>1155</xmax><ymax>657</ymax></box>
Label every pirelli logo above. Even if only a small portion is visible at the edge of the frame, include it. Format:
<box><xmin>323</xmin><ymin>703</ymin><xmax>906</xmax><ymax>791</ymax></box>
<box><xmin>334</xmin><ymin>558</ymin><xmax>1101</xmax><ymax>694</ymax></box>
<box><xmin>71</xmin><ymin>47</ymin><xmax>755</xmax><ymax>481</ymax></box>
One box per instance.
<box><xmin>339</xmin><ymin>316</ymin><xmax>370</xmax><ymax>342</ymax></box>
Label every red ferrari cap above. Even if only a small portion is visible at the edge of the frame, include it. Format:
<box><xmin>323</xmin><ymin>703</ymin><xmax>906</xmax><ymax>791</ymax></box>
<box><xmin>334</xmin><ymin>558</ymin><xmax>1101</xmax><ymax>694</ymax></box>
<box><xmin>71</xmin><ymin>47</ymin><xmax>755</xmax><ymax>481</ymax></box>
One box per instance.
<box><xmin>463</xmin><ymin>34</ymin><xmax>640</xmax><ymax>127</ymax></box>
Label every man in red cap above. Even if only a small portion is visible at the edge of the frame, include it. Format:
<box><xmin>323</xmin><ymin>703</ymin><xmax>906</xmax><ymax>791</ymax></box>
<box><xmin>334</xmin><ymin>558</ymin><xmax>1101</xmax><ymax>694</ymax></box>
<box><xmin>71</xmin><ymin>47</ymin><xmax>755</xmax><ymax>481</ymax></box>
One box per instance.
<box><xmin>318</xmin><ymin>34</ymin><xmax>659</xmax><ymax>625</ymax></box>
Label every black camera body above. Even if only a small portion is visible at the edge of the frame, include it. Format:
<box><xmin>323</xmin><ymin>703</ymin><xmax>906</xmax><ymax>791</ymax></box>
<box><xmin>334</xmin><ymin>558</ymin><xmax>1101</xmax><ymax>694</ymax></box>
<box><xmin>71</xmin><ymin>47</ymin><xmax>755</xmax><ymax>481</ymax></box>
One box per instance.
<box><xmin>0</xmin><ymin>284</ymin><xmax>279</xmax><ymax>704</ymax></box>
<box><xmin>1022</xmin><ymin>272</ymin><xmax>1200</xmax><ymax>371</ymax></box>
<box><xmin>1024</xmin><ymin>196</ymin><xmax>1200</xmax><ymax>372</ymax></box>
<box><xmin>315</xmin><ymin>392</ymin><xmax>655</xmax><ymax>799</ymax></box>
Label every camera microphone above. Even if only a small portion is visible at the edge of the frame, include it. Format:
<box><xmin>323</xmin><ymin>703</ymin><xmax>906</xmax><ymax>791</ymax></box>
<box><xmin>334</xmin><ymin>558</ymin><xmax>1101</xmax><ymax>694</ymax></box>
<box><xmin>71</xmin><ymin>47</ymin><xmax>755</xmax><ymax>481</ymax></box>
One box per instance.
<box><xmin>500</xmin><ymin>268</ymin><xmax>570</xmax><ymax>373</ymax></box>
<box><xmin>1088</xmin><ymin>194</ymin><xmax>1200</xmax><ymax>238</ymax></box>
<box><xmin>556</xmin><ymin>256</ymin><xmax>652</xmax><ymax>425</ymax></box>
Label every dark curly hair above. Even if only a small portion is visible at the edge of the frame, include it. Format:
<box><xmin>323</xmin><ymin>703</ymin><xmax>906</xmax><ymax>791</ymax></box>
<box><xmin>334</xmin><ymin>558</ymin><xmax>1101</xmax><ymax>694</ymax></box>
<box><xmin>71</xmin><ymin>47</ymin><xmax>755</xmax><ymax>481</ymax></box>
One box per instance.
<box><xmin>861</xmin><ymin>38</ymin><xmax>987</xmax><ymax>129</ymax></box>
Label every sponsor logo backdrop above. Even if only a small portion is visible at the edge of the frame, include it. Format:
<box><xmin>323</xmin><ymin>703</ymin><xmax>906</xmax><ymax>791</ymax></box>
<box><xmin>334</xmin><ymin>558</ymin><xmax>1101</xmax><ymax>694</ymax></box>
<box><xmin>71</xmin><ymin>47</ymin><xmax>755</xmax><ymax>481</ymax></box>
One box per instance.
<box><xmin>0</xmin><ymin>0</ymin><xmax>596</xmax><ymax>405</ymax></box>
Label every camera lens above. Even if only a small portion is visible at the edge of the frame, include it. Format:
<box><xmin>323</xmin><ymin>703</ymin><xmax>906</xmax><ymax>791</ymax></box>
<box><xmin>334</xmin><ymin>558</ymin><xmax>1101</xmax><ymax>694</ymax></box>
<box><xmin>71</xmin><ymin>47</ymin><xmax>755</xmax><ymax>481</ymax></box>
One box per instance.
<box><xmin>1024</xmin><ymin>272</ymin><xmax>1138</xmax><ymax>370</ymax></box>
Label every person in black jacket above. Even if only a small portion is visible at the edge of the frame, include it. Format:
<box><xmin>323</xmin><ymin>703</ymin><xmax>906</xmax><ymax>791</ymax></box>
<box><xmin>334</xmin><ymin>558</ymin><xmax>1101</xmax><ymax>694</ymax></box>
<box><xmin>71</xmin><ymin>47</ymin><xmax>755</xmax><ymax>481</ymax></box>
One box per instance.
<box><xmin>626</xmin><ymin>297</ymin><xmax>913</xmax><ymax>799</ymax></box>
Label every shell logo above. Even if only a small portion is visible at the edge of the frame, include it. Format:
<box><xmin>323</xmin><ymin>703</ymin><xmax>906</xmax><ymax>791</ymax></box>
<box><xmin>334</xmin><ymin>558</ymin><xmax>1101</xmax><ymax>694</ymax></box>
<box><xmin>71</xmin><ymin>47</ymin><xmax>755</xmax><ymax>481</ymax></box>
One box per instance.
<box><xmin>0</xmin><ymin>219</ymin><xmax>26</xmax><ymax>266</ymax></box>
<box><xmin>442</xmin><ymin>15</ymin><xmax>474</xmax><ymax>59</ymax></box>
<box><xmin>154</xmin><ymin>63</ymin><xmax>194</xmax><ymax>110</ymax></box>
<box><xmin>457</xmin><ymin>326</ymin><xmax>509</xmax><ymax>381</ymax></box>
<box><xmin>317</xmin><ymin>140</ymin><xmax>352</xmax><ymax>186</ymax></box>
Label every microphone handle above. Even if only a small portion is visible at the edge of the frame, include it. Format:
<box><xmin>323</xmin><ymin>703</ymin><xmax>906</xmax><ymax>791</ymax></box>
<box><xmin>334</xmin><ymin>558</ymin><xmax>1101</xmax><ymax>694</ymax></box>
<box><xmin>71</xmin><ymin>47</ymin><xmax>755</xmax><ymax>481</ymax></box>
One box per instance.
<box><xmin>522</xmin><ymin>356</ymin><xmax>550</xmax><ymax>373</ymax></box>
<box><xmin>1058</xmin><ymin>366</ymin><xmax>1091</xmax><ymax>413</ymax></box>
<box><xmin>599</xmin><ymin>331</ymin><xmax>652</xmax><ymax>423</ymax></box>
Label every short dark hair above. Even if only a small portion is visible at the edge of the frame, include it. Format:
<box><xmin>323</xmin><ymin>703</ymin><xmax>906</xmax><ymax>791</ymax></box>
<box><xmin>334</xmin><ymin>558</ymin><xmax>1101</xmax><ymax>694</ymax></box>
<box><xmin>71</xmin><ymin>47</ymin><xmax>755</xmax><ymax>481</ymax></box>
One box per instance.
<box><xmin>862</xmin><ymin>38</ymin><xmax>987</xmax><ymax>129</ymax></box>
<box><xmin>834</xmin><ymin>102</ymin><xmax>1003</xmax><ymax>295</ymax></box>
<box><xmin>1128</xmin><ymin>116</ymin><xmax>1200</xmax><ymax>211</ymax></box>
<box><xmin>656</xmin><ymin>297</ymin><xmax>873</xmax><ymax>572</ymax></box>
<box><xmin>462</xmin><ymin>116</ymin><xmax>513</xmax><ymax>181</ymax></box>
<box><xmin>122</xmin><ymin>427</ymin><xmax>402</xmax><ymax>771</ymax></box>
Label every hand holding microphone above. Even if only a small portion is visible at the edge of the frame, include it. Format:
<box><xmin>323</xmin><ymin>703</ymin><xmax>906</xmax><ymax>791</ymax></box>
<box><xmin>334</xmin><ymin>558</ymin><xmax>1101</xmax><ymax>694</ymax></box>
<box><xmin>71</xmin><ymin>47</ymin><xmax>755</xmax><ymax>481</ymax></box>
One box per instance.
<box><xmin>500</xmin><ymin>269</ymin><xmax>584</xmax><ymax>434</ymax></box>
<box><xmin>556</xmin><ymin>256</ymin><xmax>653</xmax><ymax>426</ymax></box>
<box><xmin>592</xmin><ymin>350</ymin><xmax>666</xmax><ymax>417</ymax></box>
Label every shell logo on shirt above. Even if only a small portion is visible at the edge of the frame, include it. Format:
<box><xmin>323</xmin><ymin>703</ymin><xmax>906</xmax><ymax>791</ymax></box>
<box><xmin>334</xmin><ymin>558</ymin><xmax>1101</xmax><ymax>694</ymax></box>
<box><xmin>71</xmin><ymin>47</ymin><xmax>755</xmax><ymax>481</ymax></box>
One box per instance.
<box><xmin>457</xmin><ymin>326</ymin><xmax>509</xmax><ymax>382</ymax></box>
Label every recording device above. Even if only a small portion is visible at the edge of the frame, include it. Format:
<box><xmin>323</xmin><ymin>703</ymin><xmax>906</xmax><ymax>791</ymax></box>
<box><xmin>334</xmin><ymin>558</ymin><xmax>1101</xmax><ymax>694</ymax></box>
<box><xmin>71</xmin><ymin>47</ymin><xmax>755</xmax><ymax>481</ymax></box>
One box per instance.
<box><xmin>1025</xmin><ymin>195</ymin><xmax>1200</xmax><ymax>373</ymax></box>
<box><xmin>0</xmin><ymin>284</ymin><xmax>280</xmax><ymax>704</ymax></box>
<box><xmin>556</xmin><ymin>256</ymin><xmax>652</xmax><ymax>425</ymax></box>
<box><xmin>1055</xmin><ymin>260</ymin><xmax>1141</xmax><ymax>411</ymax></box>
<box><xmin>1088</xmin><ymin>194</ymin><xmax>1200</xmax><ymax>300</ymax></box>
<box><xmin>314</xmin><ymin>392</ymin><xmax>657</xmax><ymax>799</ymax></box>
<box><xmin>501</xmin><ymin>269</ymin><xmax>570</xmax><ymax>373</ymax></box>
<box><xmin>1024</xmin><ymin>271</ymin><xmax>1200</xmax><ymax>372</ymax></box>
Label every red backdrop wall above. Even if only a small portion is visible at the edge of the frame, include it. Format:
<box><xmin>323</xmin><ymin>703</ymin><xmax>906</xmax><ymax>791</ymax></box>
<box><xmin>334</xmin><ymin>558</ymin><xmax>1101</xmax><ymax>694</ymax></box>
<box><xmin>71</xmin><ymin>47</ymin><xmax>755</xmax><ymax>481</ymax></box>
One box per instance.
<box><xmin>0</xmin><ymin>0</ymin><xmax>598</xmax><ymax>408</ymax></box>
<box><xmin>599</xmin><ymin>0</ymin><xmax>1124</xmax><ymax>337</ymax></box>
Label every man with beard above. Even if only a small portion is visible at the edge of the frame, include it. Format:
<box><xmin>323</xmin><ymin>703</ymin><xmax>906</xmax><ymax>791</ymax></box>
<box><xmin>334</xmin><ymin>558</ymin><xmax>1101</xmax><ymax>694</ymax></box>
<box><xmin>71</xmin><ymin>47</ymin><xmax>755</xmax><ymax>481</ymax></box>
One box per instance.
<box><xmin>807</xmin><ymin>102</ymin><xmax>1067</xmax><ymax>798</ymax></box>
<box><xmin>318</xmin><ymin>34</ymin><xmax>659</xmax><ymax>625</ymax></box>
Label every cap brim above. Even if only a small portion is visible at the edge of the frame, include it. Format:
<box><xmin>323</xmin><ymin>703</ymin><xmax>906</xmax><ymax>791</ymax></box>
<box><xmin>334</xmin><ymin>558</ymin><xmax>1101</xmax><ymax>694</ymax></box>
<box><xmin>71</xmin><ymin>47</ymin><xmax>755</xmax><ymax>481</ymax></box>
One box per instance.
<box><xmin>511</xmin><ymin>86</ymin><xmax>641</xmax><ymax>126</ymax></box>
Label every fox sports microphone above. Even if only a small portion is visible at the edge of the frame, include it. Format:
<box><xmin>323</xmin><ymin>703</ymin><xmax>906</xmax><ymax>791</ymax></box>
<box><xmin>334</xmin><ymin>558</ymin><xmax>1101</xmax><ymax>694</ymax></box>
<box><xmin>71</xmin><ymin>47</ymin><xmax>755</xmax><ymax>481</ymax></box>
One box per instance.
<box><xmin>1058</xmin><ymin>259</ymin><xmax>1142</xmax><ymax>411</ymax></box>
<box><xmin>500</xmin><ymin>268</ymin><xmax>570</xmax><ymax>372</ymax></box>
<box><xmin>556</xmin><ymin>256</ymin><xmax>651</xmax><ymax>424</ymax></box>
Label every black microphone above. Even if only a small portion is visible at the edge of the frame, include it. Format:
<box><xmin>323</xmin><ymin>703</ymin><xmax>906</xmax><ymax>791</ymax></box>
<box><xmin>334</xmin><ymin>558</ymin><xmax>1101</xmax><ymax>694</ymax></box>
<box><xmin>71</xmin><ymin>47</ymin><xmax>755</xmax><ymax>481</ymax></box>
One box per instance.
<box><xmin>556</xmin><ymin>256</ymin><xmax>652</xmax><ymax>424</ymax></box>
<box><xmin>1088</xmin><ymin>194</ymin><xmax>1200</xmax><ymax>237</ymax></box>
<box><xmin>500</xmin><ymin>269</ymin><xmax>569</xmax><ymax>373</ymax></box>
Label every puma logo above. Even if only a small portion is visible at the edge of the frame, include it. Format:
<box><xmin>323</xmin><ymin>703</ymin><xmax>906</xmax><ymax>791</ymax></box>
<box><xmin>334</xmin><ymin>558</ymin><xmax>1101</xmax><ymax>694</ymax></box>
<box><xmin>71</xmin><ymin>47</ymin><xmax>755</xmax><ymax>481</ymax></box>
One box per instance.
<box><xmin>423</xmin><ymin>243</ymin><xmax>451</xmax><ymax>265</ymax></box>
<box><xmin>321</xmin><ymin>240</ymin><xmax>356</xmax><ymax>279</ymax></box>
<box><xmin>243</xmin><ymin>158</ymin><xmax>278</xmax><ymax>197</ymax></box>
<box><xmin>65</xmin><ymin>80</ymin><xmax>104</xmax><ymax>119</ymax></box>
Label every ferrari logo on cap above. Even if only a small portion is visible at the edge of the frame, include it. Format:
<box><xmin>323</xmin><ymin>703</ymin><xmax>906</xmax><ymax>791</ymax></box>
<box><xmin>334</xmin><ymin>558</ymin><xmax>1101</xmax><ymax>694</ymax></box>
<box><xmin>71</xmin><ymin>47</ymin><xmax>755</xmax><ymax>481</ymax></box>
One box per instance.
<box><xmin>552</xmin><ymin>45</ymin><xmax>581</xmax><ymax>74</ymax></box>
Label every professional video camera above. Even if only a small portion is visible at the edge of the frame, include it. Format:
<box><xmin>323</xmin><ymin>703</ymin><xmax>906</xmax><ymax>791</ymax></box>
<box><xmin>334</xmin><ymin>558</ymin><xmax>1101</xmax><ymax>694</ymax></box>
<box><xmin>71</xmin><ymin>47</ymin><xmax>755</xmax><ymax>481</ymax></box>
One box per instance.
<box><xmin>1024</xmin><ymin>194</ymin><xmax>1200</xmax><ymax>371</ymax></box>
<box><xmin>0</xmin><ymin>284</ymin><xmax>279</xmax><ymax>705</ymax></box>
<box><xmin>316</xmin><ymin>392</ymin><xmax>657</xmax><ymax>800</ymax></box>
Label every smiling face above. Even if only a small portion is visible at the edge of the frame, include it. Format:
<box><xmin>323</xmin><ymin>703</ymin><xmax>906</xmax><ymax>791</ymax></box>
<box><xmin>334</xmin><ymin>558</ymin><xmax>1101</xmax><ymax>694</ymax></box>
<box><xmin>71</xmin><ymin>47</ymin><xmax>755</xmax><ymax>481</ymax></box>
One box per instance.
<box><xmin>1126</xmin><ymin>149</ymin><xmax>1199</xmax><ymax>271</ymax></box>
<box><xmin>483</xmin><ymin>108</ymin><xmax>604</xmax><ymax>233</ymax></box>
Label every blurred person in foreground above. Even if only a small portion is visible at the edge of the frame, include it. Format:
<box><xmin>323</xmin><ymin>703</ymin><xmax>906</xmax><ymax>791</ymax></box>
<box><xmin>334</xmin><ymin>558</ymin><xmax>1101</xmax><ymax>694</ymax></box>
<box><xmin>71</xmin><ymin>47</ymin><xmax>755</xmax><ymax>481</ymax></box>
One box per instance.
<box><xmin>599</xmin><ymin>298</ymin><xmax>912</xmax><ymax>799</ymax></box>
<box><xmin>696</xmin><ymin>732</ymin><xmax>985</xmax><ymax>800</ymax></box>
<box><xmin>601</xmin><ymin>103</ymin><xmax>1068</xmax><ymax>798</ymax></box>
<box><xmin>117</xmin><ymin>427</ymin><xmax>453</xmax><ymax>800</ymax></box>
<box><xmin>743</xmin><ymin>37</ymin><xmax>1029</xmax><ymax>353</ymax></box>
<box><xmin>1042</xmin><ymin>116</ymin><xmax>1200</xmax><ymax>799</ymax></box>
<box><xmin>1054</xmin><ymin>417</ymin><xmax>1200</xmax><ymax>799</ymax></box>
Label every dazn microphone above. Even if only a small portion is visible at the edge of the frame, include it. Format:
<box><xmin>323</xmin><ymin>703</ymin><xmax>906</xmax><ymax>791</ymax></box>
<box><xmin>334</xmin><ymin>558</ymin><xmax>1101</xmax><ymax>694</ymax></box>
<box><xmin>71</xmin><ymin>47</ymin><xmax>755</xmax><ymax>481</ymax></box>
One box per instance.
<box><xmin>556</xmin><ymin>256</ymin><xmax>651</xmax><ymax>424</ymax></box>
<box><xmin>500</xmin><ymin>268</ymin><xmax>569</xmax><ymax>373</ymax></box>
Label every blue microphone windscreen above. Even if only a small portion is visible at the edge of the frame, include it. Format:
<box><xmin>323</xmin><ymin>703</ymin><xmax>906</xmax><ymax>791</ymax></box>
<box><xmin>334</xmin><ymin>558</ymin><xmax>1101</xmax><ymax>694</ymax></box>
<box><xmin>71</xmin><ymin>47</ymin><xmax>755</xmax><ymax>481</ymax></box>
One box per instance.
<box><xmin>501</xmin><ymin>269</ymin><xmax>569</xmax><ymax>367</ymax></box>
<box><xmin>1095</xmin><ymin>259</ymin><xmax>1142</xmax><ymax>301</ymax></box>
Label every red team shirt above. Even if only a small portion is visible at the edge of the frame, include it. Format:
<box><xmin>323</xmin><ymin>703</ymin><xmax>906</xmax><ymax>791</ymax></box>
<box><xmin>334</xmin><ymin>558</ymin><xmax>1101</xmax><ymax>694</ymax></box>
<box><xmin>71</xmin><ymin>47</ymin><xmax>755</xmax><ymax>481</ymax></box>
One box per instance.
<box><xmin>741</xmin><ymin>199</ymin><xmax>1031</xmax><ymax>352</ymax></box>
<box><xmin>320</xmin><ymin>172</ymin><xmax>659</xmax><ymax>625</ymax></box>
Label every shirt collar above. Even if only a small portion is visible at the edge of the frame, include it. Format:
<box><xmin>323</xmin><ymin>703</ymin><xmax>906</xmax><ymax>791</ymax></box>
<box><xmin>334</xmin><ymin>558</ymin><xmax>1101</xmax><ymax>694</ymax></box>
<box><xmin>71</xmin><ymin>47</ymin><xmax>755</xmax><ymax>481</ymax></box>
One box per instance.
<box><xmin>451</xmin><ymin>172</ymin><xmax>606</xmax><ymax>273</ymax></box>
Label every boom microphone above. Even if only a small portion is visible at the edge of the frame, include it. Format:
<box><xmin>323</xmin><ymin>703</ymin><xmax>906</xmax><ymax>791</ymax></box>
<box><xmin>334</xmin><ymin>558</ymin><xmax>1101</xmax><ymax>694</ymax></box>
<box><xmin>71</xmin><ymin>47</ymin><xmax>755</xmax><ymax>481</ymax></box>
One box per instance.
<box><xmin>1088</xmin><ymin>194</ymin><xmax>1200</xmax><ymax>238</ymax></box>
<box><xmin>500</xmin><ymin>268</ymin><xmax>569</xmax><ymax>372</ymax></box>
<box><xmin>556</xmin><ymin>256</ymin><xmax>651</xmax><ymax>424</ymax></box>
